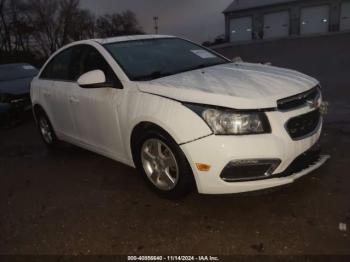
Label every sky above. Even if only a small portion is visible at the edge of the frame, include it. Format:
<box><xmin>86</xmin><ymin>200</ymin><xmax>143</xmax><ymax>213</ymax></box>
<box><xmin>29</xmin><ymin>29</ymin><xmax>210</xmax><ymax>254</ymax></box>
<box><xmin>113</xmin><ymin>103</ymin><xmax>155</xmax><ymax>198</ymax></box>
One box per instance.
<box><xmin>80</xmin><ymin>0</ymin><xmax>233</xmax><ymax>43</ymax></box>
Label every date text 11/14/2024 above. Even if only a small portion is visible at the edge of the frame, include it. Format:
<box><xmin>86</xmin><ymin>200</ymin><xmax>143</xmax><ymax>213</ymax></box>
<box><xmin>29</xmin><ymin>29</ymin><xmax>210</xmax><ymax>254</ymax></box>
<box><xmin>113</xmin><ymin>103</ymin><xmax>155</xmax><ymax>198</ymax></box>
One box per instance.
<box><xmin>127</xmin><ymin>256</ymin><xmax>220</xmax><ymax>261</ymax></box>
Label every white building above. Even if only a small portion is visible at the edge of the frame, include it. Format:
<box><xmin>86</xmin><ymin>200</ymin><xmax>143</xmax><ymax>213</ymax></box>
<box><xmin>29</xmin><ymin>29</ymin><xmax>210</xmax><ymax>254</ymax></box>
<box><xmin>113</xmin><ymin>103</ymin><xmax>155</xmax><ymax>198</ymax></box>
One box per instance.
<box><xmin>223</xmin><ymin>0</ymin><xmax>350</xmax><ymax>42</ymax></box>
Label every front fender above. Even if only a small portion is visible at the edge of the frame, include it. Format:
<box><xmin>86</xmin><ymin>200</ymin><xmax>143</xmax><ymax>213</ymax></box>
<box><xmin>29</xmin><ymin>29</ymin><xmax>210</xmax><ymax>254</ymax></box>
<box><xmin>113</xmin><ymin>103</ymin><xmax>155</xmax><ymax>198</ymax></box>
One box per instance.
<box><xmin>124</xmin><ymin>91</ymin><xmax>212</xmax><ymax>164</ymax></box>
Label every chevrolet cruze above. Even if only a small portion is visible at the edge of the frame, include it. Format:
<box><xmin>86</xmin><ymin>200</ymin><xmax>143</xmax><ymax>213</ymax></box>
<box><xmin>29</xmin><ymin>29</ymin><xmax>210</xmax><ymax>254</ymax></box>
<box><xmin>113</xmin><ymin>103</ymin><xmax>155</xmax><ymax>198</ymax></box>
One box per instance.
<box><xmin>30</xmin><ymin>35</ymin><xmax>329</xmax><ymax>198</ymax></box>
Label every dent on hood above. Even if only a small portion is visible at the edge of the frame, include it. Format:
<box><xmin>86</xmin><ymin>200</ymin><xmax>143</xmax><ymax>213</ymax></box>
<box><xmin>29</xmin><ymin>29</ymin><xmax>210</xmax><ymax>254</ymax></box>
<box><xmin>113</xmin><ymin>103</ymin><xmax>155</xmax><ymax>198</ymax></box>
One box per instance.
<box><xmin>137</xmin><ymin>62</ymin><xmax>319</xmax><ymax>109</ymax></box>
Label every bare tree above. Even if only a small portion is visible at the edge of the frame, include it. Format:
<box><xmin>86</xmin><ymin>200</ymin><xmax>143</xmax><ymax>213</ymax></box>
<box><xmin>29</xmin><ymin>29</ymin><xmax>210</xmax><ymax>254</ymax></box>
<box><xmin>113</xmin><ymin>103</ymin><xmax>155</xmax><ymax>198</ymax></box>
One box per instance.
<box><xmin>58</xmin><ymin>0</ymin><xmax>79</xmax><ymax>46</ymax></box>
<box><xmin>23</xmin><ymin>0</ymin><xmax>60</xmax><ymax>56</ymax></box>
<box><xmin>1</xmin><ymin>0</ymin><xmax>143</xmax><ymax>60</ymax></box>
<box><xmin>71</xmin><ymin>9</ymin><xmax>95</xmax><ymax>40</ymax></box>
<box><xmin>0</xmin><ymin>0</ymin><xmax>33</xmax><ymax>53</ymax></box>
<box><xmin>96</xmin><ymin>10</ymin><xmax>143</xmax><ymax>38</ymax></box>
<box><xmin>119</xmin><ymin>10</ymin><xmax>143</xmax><ymax>35</ymax></box>
<box><xmin>12</xmin><ymin>0</ymin><xmax>34</xmax><ymax>52</ymax></box>
<box><xmin>0</xmin><ymin>0</ymin><xmax>13</xmax><ymax>52</ymax></box>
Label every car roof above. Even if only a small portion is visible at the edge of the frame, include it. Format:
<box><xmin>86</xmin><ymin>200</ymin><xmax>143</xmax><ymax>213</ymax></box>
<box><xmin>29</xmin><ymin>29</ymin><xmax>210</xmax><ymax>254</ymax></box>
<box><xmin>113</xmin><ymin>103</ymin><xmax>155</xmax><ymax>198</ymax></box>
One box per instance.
<box><xmin>54</xmin><ymin>35</ymin><xmax>180</xmax><ymax>51</ymax></box>
<box><xmin>92</xmin><ymin>34</ymin><xmax>176</xmax><ymax>45</ymax></box>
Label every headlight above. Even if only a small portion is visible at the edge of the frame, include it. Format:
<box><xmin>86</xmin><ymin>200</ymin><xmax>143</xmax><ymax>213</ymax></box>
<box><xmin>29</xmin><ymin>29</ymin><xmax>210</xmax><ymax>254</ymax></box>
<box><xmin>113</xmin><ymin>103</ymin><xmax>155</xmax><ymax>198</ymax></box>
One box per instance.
<box><xmin>184</xmin><ymin>103</ymin><xmax>271</xmax><ymax>135</ymax></box>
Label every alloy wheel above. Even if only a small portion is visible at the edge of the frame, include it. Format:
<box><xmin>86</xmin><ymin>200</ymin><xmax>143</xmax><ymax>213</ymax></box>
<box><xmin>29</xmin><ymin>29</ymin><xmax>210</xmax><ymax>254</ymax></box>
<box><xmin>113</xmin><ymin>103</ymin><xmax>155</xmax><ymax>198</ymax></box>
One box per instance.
<box><xmin>141</xmin><ymin>138</ymin><xmax>179</xmax><ymax>191</ymax></box>
<box><xmin>39</xmin><ymin>116</ymin><xmax>53</xmax><ymax>144</ymax></box>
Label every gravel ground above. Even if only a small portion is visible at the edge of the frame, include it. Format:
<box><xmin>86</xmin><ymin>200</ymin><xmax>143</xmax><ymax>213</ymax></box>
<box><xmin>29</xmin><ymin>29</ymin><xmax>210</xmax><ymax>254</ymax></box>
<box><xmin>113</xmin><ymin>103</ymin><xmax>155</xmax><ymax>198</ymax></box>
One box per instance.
<box><xmin>0</xmin><ymin>118</ymin><xmax>349</xmax><ymax>255</ymax></box>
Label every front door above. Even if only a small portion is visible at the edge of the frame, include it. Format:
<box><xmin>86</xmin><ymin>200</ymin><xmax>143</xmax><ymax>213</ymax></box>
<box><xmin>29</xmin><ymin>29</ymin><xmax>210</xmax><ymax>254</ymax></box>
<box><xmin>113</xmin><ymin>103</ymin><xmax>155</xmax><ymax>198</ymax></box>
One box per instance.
<box><xmin>71</xmin><ymin>45</ymin><xmax>126</xmax><ymax>159</ymax></box>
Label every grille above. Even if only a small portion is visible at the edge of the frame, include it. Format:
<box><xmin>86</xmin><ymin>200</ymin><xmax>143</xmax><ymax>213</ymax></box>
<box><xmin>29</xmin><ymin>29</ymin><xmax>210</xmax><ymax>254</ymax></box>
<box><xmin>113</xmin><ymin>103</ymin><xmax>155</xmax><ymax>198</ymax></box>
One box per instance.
<box><xmin>277</xmin><ymin>87</ymin><xmax>320</xmax><ymax>111</ymax></box>
<box><xmin>276</xmin><ymin>144</ymin><xmax>321</xmax><ymax>178</ymax></box>
<box><xmin>286</xmin><ymin>109</ymin><xmax>321</xmax><ymax>140</ymax></box>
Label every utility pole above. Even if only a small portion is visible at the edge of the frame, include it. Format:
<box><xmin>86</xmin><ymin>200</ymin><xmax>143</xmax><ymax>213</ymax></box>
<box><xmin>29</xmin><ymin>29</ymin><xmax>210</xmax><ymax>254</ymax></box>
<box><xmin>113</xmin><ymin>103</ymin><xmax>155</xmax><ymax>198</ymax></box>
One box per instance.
<box><xmin>153</xmin><ymin>16</ymin><xmax>159</xmax><ymax>34</ymax></box>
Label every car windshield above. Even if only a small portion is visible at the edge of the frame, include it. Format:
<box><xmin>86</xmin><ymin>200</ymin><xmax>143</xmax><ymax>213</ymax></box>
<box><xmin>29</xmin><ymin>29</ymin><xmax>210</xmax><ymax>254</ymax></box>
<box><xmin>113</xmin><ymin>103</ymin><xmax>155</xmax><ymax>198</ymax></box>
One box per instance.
<box><xmin>103</xmin><ymin>38</ymin><xmax>230</xmax><ymax>81</ymax></box>
<box><xmin>0</xmin><ymin>64</ymin><xmax>38</xmax><ymax>81</ymax></box>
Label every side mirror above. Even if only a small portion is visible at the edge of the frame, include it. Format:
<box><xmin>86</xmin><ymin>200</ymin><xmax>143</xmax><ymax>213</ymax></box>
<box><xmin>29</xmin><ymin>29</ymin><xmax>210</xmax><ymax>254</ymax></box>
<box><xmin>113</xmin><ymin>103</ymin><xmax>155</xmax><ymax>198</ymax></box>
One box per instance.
<box><xmin>77</xmin><ymin>70</ymin><xmax>107</xmax><ymax>88</ymax></box>
<box><xmin>258</xmin><ymin>61</ymin><xmax>272</xmax><ymax>65</ymax></box>
<box><xmin>232</xmin><ymin>56</ymin><xmax>243</xmax><ymax>63</ymax></box>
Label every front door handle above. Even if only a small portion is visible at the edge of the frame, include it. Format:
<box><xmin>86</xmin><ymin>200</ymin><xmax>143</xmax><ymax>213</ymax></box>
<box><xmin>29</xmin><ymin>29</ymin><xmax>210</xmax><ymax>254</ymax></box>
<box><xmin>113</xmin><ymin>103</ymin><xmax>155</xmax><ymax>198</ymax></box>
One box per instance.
<box><xmin>69</xmin><ymin>96</ymin><xmax>79</xmax><ymax>103</ymax></box>
<box><xmin>43</xmin><ymin>90</ymin><xmax>50</xmax><ymax>97</ymax></box>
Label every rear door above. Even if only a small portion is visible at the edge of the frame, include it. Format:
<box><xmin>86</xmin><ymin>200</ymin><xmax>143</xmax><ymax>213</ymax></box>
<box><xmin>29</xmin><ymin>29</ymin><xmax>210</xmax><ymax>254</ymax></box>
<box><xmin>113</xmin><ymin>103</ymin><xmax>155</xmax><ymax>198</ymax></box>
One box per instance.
<box><xmin>39</xmin><ymin>47</ymin><xmax>82</xmax><ymax>139</ymax></box>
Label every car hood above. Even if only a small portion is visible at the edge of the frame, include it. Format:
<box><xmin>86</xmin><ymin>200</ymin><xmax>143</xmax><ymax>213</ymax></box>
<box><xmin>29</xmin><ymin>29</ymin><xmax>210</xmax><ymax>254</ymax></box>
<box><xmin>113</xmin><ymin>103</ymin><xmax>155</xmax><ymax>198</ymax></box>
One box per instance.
<box><xmin>136</xmin><ymin>62</ymin><xmax>319</xmax><ymax>109</ymax></box>
<box><xmin>0</xmin><ymin>77</ymin><xmax>32</xmax><ymax>95</ymax></box>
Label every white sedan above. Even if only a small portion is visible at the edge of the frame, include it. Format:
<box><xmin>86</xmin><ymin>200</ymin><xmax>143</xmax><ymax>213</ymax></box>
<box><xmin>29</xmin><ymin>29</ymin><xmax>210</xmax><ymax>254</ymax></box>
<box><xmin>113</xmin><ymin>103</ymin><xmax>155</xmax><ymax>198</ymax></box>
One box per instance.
<box><xmin>30</xmin><ymin>35</ymin><xmax>329</xmax><ymax>198</ymax></box>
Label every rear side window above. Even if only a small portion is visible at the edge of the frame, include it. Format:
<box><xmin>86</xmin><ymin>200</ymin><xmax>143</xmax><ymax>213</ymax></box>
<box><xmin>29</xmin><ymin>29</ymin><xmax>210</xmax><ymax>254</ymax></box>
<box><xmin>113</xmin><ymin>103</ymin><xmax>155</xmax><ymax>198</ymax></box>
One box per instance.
<box><xmin>40</xmin><ymin>46</ymin><xmax>86</xmax><ymax>81</ymax></box>
<box><xmin>40</xmin><ymin>48</ymin><xmax>73</xmax><ymax>80</ymax></box>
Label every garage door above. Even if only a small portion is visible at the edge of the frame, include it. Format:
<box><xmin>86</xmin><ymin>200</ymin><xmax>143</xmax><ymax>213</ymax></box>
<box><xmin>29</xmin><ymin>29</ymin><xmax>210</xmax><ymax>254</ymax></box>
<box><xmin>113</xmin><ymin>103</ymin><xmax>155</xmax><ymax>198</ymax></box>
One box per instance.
<box><xmin>229</xmin><ymin>16</ymin><xmax>252</xmax><ymax>42</ymax></box>
<box><xmin>340</xmin><ymin>2</ymin><xmax>350</xmax><ymax>31</ymax></box>
<box><xmin>300</xmin><ymin>5</ymin><xmax>330</xmax><ymax>35</ymax></box>
<box><xmin>263</xmin><ymin>11</ymin><xmax>290</xmax><ymax>39</ymax></box>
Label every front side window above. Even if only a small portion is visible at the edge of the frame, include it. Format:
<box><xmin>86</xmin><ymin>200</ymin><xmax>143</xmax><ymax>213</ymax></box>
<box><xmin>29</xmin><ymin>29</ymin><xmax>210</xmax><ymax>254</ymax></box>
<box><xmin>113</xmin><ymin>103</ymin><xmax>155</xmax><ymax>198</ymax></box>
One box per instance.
<box><xmin>69</xmin><ymin>47</ymin><xmax>86</xmax><ymax>80</ymax></box>
<box><xmin>103</xmin><ymin>38</ymin><xmax>229</xmax><ymax>81</ymax></box>
<box><xmin>81</xmin><ymin>46</ymin><xmax>118</xmax><ymax>84</ymax></box>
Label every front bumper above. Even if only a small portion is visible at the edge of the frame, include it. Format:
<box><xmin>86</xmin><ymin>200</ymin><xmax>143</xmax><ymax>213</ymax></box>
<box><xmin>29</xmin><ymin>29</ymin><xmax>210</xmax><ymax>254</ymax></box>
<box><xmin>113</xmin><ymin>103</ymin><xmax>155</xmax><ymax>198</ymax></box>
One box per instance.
<box><xmin>180</xmin><ymin>106</ymin><xmax>330</xmax><ymax>194</ymax></box>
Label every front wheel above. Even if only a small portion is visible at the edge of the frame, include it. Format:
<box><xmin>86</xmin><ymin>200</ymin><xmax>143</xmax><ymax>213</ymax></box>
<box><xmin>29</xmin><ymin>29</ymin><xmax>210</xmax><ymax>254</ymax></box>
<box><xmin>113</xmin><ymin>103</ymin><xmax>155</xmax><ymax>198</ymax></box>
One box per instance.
<box><xmin>133</xmin><ymin>128</ymin><xmax>195</xmax><ymax>199</ymax></box>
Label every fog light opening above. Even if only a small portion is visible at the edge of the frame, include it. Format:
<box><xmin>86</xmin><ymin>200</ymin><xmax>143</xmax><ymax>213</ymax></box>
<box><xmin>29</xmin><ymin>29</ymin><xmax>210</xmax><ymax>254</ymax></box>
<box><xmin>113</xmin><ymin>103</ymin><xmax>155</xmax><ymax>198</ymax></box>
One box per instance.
<box><xmin>220</xmin><ymin>159</ymin><xmax>281</xmax><ymax>182</ymax></box>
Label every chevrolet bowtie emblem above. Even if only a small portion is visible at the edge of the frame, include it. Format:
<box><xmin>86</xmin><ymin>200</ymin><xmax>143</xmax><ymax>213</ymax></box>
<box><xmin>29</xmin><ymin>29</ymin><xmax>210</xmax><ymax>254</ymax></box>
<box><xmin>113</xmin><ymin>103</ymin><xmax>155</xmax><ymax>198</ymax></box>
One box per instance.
<box><xmin>306</xmin><ymin>98</ymin><xmax>319</xmax><ymax>109</ymax></box>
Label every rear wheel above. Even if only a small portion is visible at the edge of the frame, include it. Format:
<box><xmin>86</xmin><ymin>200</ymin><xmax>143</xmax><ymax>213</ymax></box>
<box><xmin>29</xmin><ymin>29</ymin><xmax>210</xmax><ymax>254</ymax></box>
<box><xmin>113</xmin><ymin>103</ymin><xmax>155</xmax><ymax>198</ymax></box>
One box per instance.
<box><xmin>133</xmin><ymin>127</ymin><xmax>195</xmax><ymax>199</ymax></box>
<box><xmin>36</xmin><ymin>111</ymin><xmax>59</xmax><ymax>149</ymax></box>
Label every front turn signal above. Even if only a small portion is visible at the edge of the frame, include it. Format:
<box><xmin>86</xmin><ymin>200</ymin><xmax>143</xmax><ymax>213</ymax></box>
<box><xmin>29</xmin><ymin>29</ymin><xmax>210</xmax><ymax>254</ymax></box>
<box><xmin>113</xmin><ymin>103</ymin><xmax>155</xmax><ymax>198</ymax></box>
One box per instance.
<box><xmin>196</xmin><ymin>163</ymin><xmax>211</xmax><ymax>172</ymax></box>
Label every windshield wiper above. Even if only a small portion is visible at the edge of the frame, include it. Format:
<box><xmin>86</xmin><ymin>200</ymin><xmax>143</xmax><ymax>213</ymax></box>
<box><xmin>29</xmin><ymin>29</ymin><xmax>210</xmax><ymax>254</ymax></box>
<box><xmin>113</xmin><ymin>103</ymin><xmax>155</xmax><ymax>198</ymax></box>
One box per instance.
<box><xmin>187</xmin><ymin>61</ymin><xmax>230</xmax><ymax>72</ymax></box>
<box><xmin>188</xmin><ymin>64</ymin><xmax>209</xmax><ymax>71</ymax></box>
<box><xmin>133</xmin><ymin>62</ymin><xmax>229</xmax><ymax>81</ymax></box>
<box><xmin>180</xmin><ymin>63</ymin><xmax>222</xmax><ymax>74</ymax></box>
<box><xmin>134</xmin><ymin>71</ymin><xmax>172</xmax><ymax>81</ymax></box>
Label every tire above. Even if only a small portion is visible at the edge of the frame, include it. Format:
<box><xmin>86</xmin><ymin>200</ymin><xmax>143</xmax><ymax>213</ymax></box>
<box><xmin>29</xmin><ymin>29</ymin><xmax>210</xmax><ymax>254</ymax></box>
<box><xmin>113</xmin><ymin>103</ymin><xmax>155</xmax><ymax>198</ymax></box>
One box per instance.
<box><xmin>132</xmin><ymin>126</ymin><xmax>195</xmax><ymax>199</ymax></box>
<box><xmin>36</xmin><ymin>111</ymin><xmax>60</xmax><ymax>149</ymax></box>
